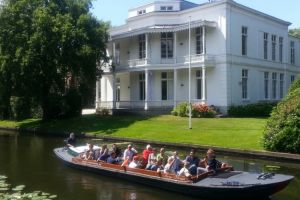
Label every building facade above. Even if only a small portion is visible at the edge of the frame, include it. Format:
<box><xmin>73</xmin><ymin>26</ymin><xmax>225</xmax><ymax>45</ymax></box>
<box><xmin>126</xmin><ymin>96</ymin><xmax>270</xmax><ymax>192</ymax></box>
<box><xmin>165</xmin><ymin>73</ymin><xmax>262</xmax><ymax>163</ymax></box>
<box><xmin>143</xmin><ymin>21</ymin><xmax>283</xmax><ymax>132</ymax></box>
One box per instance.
<box><xmin>96</xmin><ymin>0</ymin><xmax>300</xmax><ymax>113</ymax></box>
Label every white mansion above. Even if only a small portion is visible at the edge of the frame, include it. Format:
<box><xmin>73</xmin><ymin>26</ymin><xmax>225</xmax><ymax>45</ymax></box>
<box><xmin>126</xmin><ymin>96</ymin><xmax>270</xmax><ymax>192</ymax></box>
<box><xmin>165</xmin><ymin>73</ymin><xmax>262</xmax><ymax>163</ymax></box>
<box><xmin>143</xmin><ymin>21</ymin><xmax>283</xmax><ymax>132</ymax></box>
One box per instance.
<box><xmin>96</xmin><ymin>0</ymin><xmax>300</xmax><ymax>113</ymax></box>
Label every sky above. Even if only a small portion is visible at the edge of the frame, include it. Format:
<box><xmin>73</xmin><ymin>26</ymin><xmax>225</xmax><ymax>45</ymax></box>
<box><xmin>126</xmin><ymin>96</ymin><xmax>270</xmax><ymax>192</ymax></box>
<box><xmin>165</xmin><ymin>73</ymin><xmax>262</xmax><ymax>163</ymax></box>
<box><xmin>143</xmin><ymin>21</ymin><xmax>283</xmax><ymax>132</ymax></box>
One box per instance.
<box><xmin>91</xmin><ymin>0</ymin><xmax>300</xmax><ymax>29</ymax></box>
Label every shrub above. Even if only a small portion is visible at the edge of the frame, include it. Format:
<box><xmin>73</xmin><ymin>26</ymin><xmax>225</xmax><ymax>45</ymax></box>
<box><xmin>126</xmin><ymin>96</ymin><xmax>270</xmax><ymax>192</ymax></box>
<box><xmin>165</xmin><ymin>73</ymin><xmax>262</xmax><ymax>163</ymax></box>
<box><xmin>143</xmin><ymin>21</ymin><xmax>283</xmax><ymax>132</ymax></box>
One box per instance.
<box><xmin>171</xmin><ymin>102</ymin><xmax>216</xmax><ymax>118</ymax></box>
<box><xmin>96</xmin><ymin>107</ymin><xmax>110</xmax><ymax>116</ymax></box>
<box><xmin>10</xmin><ymin>96</ymin><xmax>32</xmax><ymax>120</ymax></box>
<box><xmin>263</xmin><ymin>88</ymin><xmax>300</xmax><ymax>153</ymax></box>
<box><xmin>63</xmin><ymin>89</ymin><xmax>82</xmax><ymax>118</ymax></box>
<box><xmin>288</xmin><ymin>76</ymin><xmax>300</xmax><ymax>93</ymax></box>
<box><xmin>228</xmin><ymin>102</ymin><xmax>277</xmax><ymax>117</ymax></box>
<box><xmin>192</xmin><ymin>103</ymin><xmax>217</xmax><ymax>118</ymax></box>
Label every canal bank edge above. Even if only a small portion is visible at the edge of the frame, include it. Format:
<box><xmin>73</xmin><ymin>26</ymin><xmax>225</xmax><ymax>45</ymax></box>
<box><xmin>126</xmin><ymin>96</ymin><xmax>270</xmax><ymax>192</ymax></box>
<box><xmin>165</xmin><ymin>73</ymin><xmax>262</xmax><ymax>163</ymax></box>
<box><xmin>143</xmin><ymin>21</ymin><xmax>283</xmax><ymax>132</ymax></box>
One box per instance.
<box><xmin>1</xmin><ymin>126</ymin><xmax>300</xmax><ymax>164</ymax></box>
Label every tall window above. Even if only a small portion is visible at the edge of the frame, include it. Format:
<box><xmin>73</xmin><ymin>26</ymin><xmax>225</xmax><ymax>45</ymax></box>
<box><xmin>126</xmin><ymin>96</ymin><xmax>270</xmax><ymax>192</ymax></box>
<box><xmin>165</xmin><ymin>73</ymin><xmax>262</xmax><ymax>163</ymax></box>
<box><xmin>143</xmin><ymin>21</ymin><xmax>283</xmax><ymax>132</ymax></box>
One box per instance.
<box><xmin>291</xmin><ymin>75</ymin><xmax>295</xmax><ymax>84</ymax></box>
<box><xmin>279</xmin><ymin>73</ymin><xmax>284</xmax><ymax>99</ymax></box>
<box><xmin>272</xmin><ymin>35</ymin><xmax>276</xmax><ymax>61</ymax></box>
<box><xmin>279</xmin><ymin>37</ymin><xmax>283</xmax><ymax>63</ymax></box>
<box><xmin>196</xmin><ymin>70</ymin><xmax>202</xmax><ymax>99</ymax></box>
<box><xmin>264</xmin><ymin>72</ymin><xmax>269</xmax><ymax>99</ymax></box>
<box><xmin>264</xmin><ymin>33</ymin><xmax>268</xmax><ymax>60</ymax></box>
<box><xmin>196</xmin><ymin>27</ymin><xmax>203</xmax><ymax>54</ymax></box>
<box><xmin>161</xmin><ymin>33</ymin><xmax>173</xmax><ymax>59</ymax></box>
<box><xmin>138</xmin><ymin>34</ymin><xmax>146</xmax><ymax>59</ymax></box>
<box><xmin>116</xmin><ymin>78</ymin><xmax>120</xmax><ymax>102</ymax></box>
<box><xmin>241</xmin><ymin>27</ymin><xmax>248</xmax><ymax>56</ymax></box>
<box><xmin>242</xmin><ymin>69</ymin><xmax>248</xmax><ymax>99</ymax></box>
<box><xmin>272</xmin><ymin>72</ymin><xmax>277</xmax><ymax>99</ymax></box>
<box><xmin>290</xmin><ymin>41</ymin><xmax>295</xmax><ymax>64</ymax></box>
<box><xmin>139</xmin><ymin>73</ymin><xmax>145</xmax><ymax>100</ymax></box>
<box><xmin>161</xmin><ymin>72</ymin><xmax>173</xmax><ymax>100</ymax></box>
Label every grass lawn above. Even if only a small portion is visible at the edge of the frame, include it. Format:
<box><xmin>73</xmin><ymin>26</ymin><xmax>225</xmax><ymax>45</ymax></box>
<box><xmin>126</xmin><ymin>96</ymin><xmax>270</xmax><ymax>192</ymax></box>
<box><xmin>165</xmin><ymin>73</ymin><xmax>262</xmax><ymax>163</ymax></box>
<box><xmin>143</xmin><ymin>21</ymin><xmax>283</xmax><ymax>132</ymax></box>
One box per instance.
<box><xmin>0</xmin><ymin>115</ymin><xmax>267</xmax><ymax>151</ymax></box>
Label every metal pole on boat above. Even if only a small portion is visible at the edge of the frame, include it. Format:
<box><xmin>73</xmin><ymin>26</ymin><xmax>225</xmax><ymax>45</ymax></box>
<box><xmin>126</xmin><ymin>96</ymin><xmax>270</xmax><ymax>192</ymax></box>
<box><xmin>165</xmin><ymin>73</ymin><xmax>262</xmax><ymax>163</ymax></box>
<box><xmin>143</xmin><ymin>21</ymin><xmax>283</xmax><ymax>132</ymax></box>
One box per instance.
<box><xmin>188</xmin><ymin>16</ymin><xmax>192</xmax><ymax>129</ymax></box>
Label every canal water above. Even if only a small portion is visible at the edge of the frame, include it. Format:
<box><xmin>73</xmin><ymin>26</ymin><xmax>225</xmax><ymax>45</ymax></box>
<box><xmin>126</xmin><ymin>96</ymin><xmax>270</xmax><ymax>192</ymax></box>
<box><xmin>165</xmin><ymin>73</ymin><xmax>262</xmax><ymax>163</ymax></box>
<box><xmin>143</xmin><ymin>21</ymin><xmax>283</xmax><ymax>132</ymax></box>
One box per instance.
<box><xmin>0</xmin><ymin>131</ymin><xmax>299</xmax><ymax>200</ymax></box>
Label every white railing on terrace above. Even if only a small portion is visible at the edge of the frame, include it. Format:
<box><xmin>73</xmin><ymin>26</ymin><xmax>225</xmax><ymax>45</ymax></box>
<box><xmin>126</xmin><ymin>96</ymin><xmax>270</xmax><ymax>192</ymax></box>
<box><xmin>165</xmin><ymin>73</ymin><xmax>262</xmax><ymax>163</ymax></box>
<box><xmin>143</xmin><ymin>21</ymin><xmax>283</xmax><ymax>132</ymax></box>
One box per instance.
<box><xmin>118</xmin><ymin>54</ymin><xmax>215</xmax><ymax>68</ymax></box>
<box><xmin>96</xmin><ymin>100</ymin><xmax>207</xmax><ymax>109</ymax></box>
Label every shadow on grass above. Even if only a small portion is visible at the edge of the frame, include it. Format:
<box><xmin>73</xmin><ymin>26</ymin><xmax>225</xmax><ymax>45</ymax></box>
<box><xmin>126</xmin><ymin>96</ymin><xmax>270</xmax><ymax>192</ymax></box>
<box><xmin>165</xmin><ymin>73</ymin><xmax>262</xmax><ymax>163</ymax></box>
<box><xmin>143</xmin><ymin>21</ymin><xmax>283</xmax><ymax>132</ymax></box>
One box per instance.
<box><xmin>18</xmin><ymin>114</ymin><xmax>148</xmax><ymax>136</ymax></box>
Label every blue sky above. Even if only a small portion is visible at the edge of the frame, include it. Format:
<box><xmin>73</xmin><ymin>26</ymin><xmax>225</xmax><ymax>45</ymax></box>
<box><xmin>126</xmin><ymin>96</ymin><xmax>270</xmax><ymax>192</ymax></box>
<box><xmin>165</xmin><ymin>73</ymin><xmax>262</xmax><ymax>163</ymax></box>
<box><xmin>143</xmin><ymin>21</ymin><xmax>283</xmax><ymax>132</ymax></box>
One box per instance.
<box><xmin>91</xmin><ymin>0</ymin><xmax>300</xmax><ymax>29</ymax></box>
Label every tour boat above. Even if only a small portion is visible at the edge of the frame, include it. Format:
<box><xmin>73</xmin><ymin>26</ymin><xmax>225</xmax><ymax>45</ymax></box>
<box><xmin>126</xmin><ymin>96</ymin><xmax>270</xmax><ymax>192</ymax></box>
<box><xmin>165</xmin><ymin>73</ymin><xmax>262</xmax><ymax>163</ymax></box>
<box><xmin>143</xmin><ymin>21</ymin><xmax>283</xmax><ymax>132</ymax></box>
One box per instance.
<box><xmin>54</xmin><ymin>146</ymin><xmax>294</xmax><ymax>200</ymax></box>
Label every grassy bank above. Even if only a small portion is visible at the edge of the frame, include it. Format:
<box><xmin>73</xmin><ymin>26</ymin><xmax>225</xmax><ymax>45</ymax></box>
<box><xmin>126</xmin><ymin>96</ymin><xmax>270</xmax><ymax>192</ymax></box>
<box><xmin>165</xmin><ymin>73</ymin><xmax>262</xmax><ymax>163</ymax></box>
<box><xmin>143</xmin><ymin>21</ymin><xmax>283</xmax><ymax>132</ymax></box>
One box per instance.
<box><xmin>0</xmin><ymin>115</ymin><xmax>267</xmax><ymax>150</ymax></box>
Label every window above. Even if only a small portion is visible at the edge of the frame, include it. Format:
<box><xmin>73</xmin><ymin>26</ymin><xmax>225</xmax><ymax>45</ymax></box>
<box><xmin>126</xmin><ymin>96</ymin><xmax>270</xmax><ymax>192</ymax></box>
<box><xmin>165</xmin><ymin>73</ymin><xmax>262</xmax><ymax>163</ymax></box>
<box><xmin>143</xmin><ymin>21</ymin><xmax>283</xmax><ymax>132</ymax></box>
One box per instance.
<box><xmin>279</xmin><ymin>73</ymin><xmax>284</xmax><ymax>99</ymax></box>
<box><xmin>272</xmin><ymin>72</ymin><xmax>277</xmax><ymax>99</ymax></box>
<box><xmin>138</xmin><ymin>34</ymin><xmax>146</xmax><ymax>59</ymax></box>
<box><xmin>115</xmin><ymin>43</ymin><xmax>120</xmax><ymax>65</ymax></box>
<box><xmin>242</xmin><ymin>69</ymin><xmax>248</xmax><ymax>99</ymax></box>
<box><xmin>272</xmin><ymin>35</ymin><xmax>276</xmax><ymax>61</ymax></box>
<box><xmin>196</xmin><ymin>28</ymin><xmax>203</xmax><ymax>55</ymax></box>
<box><xmin>161</xmin><ymin>72</ymin><xmax>173</xmax><ymax>100</ymax></box>
<box><xmin>160</xmin><ymin>6</ymin><xmax>166</xmax><ymax>11</ymax></box>
<box><xmin>161</xmin><ymin>33</ymin><xmax>174</xmax><ymax>59</ymax></box>
<box><xmin>196</xmin><ymin>70</ymin><xmax>202</xmax><ymax>99</ymax></box>
<box><xmin>116</xmin><ymin>78</ymin><xmax>120</xmax><ymax>102</ymax></box>
<box><xmin>291</xmin><ymin>75</ymin><xmax>295</xmax><ymax>84</ymax></box>
<box><xmin>167</xmin><ymin>6</ymin><xmax>173</xmax><ymax>11</ymax></box>
<box><xmin>242</xmin><ymin>26</ymin><xmax>248</xmax><ymax>56</ymax></box>
<box><xmin>139</xmin><ymin>73</ymin><xmax>145</xmax><ymax>100</ymax></box>
<box><xmin>290</xmin><ymin>41</ymin><xmax>295</xmax><ymax>64</ymax></box>
<box><xmin>264</xmin><ymin>33</ymin><xmax>268</xmax><ymax>60</ymax></box>
<box><xmin>138</xmin><ymin>9</ymin><xmax>146</xmax><ymax>15</ymax></box>
<box><xmin>279</xmin><ymin>37</ymin><xmax>283</xmax><ymax>63</ymax></box>
<box><xmin>264</xmin><ymin>72</ymin><xmax>269</xmax><ymax>99</ymax></box>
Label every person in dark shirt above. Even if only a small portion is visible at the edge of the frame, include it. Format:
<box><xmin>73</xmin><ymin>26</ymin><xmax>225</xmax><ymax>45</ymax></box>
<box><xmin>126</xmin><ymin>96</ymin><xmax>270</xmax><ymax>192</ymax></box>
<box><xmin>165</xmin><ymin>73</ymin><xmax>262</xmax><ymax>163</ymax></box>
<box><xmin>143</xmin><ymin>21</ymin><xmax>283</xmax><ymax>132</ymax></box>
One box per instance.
<box><xmin>66</xmin><ymin>132</ymin><xmax>76</xmax><ymax>147</ymax></box>
<box><xmin>111</xmin><ymin>144</ymin><xmax>122</xmax><ymax>157</ymax></box>
<box><xmin>184</xmin><ymin>149</ymin><xmax>200</xmax><ymax>175</ymax></box>
<box><xmin>107</xmin><ymin>152</ymin><xmax>119</xmax><ymax>164</ymax></box>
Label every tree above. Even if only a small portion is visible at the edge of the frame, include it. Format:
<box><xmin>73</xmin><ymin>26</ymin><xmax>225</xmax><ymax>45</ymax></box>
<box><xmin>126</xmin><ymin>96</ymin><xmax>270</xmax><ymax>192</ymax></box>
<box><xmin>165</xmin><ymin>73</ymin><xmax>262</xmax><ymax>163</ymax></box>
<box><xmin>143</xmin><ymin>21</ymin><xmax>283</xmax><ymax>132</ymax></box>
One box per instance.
<box><xmin>0</xmin><ymin>0</ymin><xmax>108</xmax><ymax>120</ymax></box>
<box><xmin>289</xmin><ymin>28</ymin><xmax>300</xmax><ymax>38</ymax></box>
<box><xmin>263</xmin><ymin>77</ymin><xmax>300</xmax><ymax>153</ymax></box>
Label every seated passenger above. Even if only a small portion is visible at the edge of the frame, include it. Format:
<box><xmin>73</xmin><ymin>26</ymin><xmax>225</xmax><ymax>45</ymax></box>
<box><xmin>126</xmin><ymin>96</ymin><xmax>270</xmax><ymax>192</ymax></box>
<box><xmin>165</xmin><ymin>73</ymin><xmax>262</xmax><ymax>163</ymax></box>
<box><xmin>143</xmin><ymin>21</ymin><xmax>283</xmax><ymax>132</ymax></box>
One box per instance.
<box><xmin>184</xmin><ymin>149</ymin><xmax>200</xmax><ymax>175</ymax></box>
<box><xmin>200</xmin><ymin>149</ymin><xmax>227</xmax><ymax>172</ymax></box>
<box><xmin>164</xmin><ymin>157</ymin><xmax>175</xmax><ymax>174</ymax></box>
<box><xmin>142</xmin><ymin>144</ymin><xmax>152</xmax><ymax>166</ymax></box>
<box><xmin>81</xmin><ymin>149</ymin><xmax>94</xmax><ymax>160</ymax></box>
<box><xmin>177</xmin><ymin>162</ymin><xmax>192</xmax><ymax>178</ymax></box>
<box><xmin>129</xmin><ymin>156</ymin><xmax>142</xmax><ymax>168</ymax></box>
<box><xmin>169</xmin><ymin>151</ymin><xmax>183</xmax><ymax>173</ymax></box>
<box><xmin>97</xmin><ymin>144</ymin><xmax>109</xmax><ymax>161</ymax></box>
<box><xmin>111</xmin><ymin>143</ymin><xmax>122</xmax><ymax>157</ymax></box>
<box><xmin>107</xmin><ymin>152</ymin><xmax>119</xmax><ymax>164</ymax></box>
<box><xmin>146</xmin><ymin>148</ymin><xmax>158</xmax><ymax>171</ymax></box>
<box><xmin>157</xmin><ymin>148</ymin><xmax>168</xmax><ymax>166</ymax></box>
<box><xmin>123</xmin><ymin>144</ymin><xmax>138</xmax><ymax>162</ymax></box>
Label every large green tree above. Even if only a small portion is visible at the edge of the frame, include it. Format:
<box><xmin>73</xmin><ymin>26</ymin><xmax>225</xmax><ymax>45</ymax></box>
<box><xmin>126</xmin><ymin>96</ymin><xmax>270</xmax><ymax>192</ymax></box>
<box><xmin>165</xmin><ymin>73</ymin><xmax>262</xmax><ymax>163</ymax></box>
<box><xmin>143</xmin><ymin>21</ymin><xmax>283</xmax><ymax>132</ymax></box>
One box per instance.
<box><xmin>0</xmin><ymin>0</ymin><xmax>108</xmax><ymax>120</ymax></box>
<box><xmin>289</xmin><ymin>28</ymin><xmax>300</xmax><ymax>38</ymax></box>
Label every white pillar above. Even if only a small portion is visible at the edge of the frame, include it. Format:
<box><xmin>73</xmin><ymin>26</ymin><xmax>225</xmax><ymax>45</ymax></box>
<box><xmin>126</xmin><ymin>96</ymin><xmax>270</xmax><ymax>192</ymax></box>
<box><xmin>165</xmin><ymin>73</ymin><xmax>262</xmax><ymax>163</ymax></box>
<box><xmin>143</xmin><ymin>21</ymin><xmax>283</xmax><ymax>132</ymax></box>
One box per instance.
<box><xmin>174</xmin><ymin>32</ymin><xmax>177</xmax><ymax>64</ymax></box>
<box><xmin>145</xmin><ymin>33</ymin><xmax>149</xmax><ymax>65</ymax></box>
<box><xmin>112</xmin><ymin>74</ymin><xmax>116</xmax><ymax>109</ymax></box>
<box><xmin>145</xmin><ymin>69</ymin><xmax>149</xmax><ymax>110</ymax></box>
<box><xmin>202</xmin><ymin>67</ymin><xmax>206</xmax><ymax>102</ymax></box>
<box><xmin>95</xmin><ymin>79</ymin><xmax>100</xmax><ymax>109</ymax></box>
<box><xmin>202</xmin><ymin>26</ymin><xmax>206</xmax><ymax>54</ymax></box>
<box><xmin>173</xmin><ymin>69</ymin><xmax>177</xmax><ymax>108</ymax></box>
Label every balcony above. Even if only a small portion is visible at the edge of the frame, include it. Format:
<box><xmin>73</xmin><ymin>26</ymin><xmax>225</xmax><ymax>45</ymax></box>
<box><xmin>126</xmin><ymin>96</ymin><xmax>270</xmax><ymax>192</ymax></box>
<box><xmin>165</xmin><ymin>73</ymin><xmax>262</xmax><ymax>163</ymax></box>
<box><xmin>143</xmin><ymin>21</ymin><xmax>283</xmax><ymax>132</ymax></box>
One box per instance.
<box><xmin>117</xmin><ymin>54</ymin><xmax>215</xmax><ymax>69</ymax></box>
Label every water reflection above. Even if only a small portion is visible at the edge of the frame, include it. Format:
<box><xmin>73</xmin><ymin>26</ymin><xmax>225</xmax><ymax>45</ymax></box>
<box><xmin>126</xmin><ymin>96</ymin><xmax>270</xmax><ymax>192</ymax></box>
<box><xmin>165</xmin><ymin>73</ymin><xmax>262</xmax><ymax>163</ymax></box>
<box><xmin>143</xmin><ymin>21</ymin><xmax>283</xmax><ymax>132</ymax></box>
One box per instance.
<box><xmin>0</xmin><ymin>132</ymin><xmax>299</xmax><ymax>200</ymax></box>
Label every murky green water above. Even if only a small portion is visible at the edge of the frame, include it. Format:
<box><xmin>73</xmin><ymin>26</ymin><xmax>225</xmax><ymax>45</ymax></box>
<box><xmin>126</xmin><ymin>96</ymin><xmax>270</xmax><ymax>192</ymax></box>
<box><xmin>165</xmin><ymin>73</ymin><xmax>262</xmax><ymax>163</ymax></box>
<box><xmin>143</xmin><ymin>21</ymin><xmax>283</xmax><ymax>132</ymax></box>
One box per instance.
<box><xmin>0</xmin><ymin>131</ymin><xmax>299</xmax><ymax>200</ymax></box>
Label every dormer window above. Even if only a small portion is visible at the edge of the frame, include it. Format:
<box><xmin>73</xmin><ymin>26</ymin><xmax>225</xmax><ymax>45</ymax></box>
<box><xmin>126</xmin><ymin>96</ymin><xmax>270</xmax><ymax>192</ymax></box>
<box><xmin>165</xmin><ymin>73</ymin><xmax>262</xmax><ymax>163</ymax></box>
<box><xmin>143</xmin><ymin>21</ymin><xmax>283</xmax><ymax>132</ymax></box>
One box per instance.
<box><xmin>160</xmin><ymin>6</ymin><xmax>173</xmax><ymax>11</ymax></box>
<box><xmin>138</xmin><ymin>9</ymin><xmax>146</xmax><ymax>15</ymax></box>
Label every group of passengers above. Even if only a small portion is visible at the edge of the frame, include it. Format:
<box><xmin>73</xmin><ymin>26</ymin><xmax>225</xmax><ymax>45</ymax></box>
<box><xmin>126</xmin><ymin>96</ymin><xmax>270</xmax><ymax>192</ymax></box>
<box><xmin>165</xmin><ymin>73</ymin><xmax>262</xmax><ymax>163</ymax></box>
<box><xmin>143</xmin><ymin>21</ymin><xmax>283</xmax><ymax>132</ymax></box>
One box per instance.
<box><xmin>79</xmin><ymin>142</ymin><xmax>228</xmax><ymax>177</ymax></box>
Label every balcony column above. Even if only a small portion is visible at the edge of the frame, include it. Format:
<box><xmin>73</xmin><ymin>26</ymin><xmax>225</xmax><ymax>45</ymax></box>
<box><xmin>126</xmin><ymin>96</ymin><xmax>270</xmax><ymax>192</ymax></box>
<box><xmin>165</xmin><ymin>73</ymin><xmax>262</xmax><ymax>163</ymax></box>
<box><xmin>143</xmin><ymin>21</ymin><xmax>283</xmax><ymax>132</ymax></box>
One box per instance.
<box><xmin>202</xmin><ymin>26</ymin><xmax>206</xmax><ymax>54</ymax></box>
<box><xmin>145</xmin><ymin>33</ymin><xmax>149</xmax><ymax>65</ymax></box>
<box><xmin>174</xmin><ymin>32</ymin><xmax>177</xmax><ymax>64</ymax></box>
<box><xmin>95</xmin><ymin>79</ymin><xmax>100</xmax><ymax>109</ymax></box>
<box><xmin>112</xmin><ymin>41</ymin><xmax>116</xmax><ymax>109</ymax></box>
<box><xmin>202</xmin><ymin>66</ymin><xmax>206</xmax><ymax>102</ymax></box>
<box><xmin>145</xmin><ymin>69</ymin><xmax>149</xmax><ymax>110</ymax></box>
<box><xmin>173</xmin><ymin>68</ymin><xmax>177</xmax><ymax>108</ymax></box>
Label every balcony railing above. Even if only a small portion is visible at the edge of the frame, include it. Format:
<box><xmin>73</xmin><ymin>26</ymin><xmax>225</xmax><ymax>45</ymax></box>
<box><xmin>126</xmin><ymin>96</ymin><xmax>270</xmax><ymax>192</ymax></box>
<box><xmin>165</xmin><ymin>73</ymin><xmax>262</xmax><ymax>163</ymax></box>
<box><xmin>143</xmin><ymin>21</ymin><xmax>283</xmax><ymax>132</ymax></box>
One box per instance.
<box><xmin>118</xmin><ymin>54</ymin><xmax>215</xmax><ymax>68</ymax></box>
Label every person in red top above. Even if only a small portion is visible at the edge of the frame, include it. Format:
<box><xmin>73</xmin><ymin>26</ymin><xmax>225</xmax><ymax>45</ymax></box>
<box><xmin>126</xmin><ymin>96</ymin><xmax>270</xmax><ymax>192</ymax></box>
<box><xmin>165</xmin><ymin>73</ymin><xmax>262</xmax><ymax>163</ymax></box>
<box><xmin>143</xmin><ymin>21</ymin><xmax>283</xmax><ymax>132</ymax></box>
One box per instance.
<box><xmin>142</xmin><ymin>144</ymin><xmax>152</xmax><ymax>167</ymax></box>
